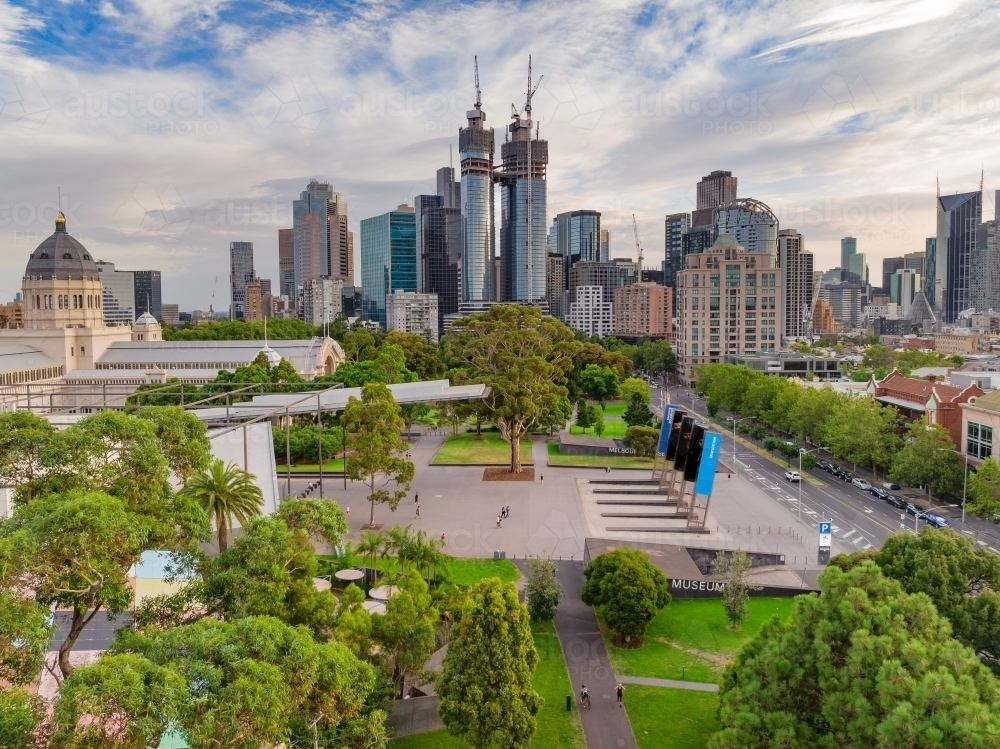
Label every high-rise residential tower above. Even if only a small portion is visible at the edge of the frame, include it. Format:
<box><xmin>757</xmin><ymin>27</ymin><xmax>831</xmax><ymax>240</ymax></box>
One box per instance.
<box><xmin>935</xmin><ymin>188</ymin><xmax>982</xmax><ymax>321</ymax></box>
<box><xmin>360</xmin><ymin>205</ymin><xmax>417</xmax><ymax>328</ymax></box>
<box><xmin>291</xmin><ymin>181</ymin><xmax>351</xmax><ymax>293</ymax></box>
<box><xmin>554</xmin><ymin>210</ymin><xmax>602</xmax><ymax>262</ymax></box>
<box><xmin>229</xmin><ymin>242</ymin><xmax>254</xmax><ymax>320</ymax></box>
<box><xmin>459</xmin><ymin>63</ymin><xmax>496</xmax><ymax>303</ymax></box>
<box><xmin>882</xmin><ymin>257</ymin><xmax>905</xmax><ymax>293</ymax></box>
<box><xmin>890</xmin><ymin>269</ymin><xmax>921</xmax><ymax>317</ymax></box>
<box><xmin>278</xmin><ymin>229</ymin><xmax>295</xmax><ymax>299</ymax></box>
<box><xmin>498</xmin><ymin>59</ymin><xmax>548</xmax><ymax>304</ymax></box>
<box><xmin>713</xmin><ymin>198</ymin><xmax>779</xmax><ymax>265</ymax></box>
<box><xmin>778</xmin><ymin>229</ymin><xmax>814</xmax><ymax>340</ymax></box>
<box><xmin>971</xmin><ymin>220</ymin><xmax>1000</xmax><ymax>313</ymax></box>
<box><xmin>693</xmin><ymin>170</ymin><xmax>737</xmax><ymax>227</ymax></box>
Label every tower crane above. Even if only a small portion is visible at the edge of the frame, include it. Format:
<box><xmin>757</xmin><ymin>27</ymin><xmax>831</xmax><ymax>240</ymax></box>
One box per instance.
<box><xmin>632</xmin><ymin>214</ymin><xmax>644</xmax><ymax>282</ymax></box>
<box><xmin>208</xmin><ymin>275</ymin><xmax>218</xmax><ymax>317</ymax></box>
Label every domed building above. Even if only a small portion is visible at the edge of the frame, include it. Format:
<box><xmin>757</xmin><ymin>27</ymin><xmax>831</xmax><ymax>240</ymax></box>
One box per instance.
<box><xmin>0</xmin><ymin>215</ymin><xmax>131</xmax><ymax>372</ymax></box>
<box><xmin>131</xmin><ymin>312</ymin><xmax>162</xmax><ymax>342</ymax></box>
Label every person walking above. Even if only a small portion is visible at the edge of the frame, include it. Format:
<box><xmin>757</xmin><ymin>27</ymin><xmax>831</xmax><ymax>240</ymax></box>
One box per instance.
<box><xmin>496</xmin><ymin>515</ymin><xmax>502</xmax><ymax>528</ymax></box>
<box><xmin>345</xmin><ymin>506</ymin><xmax>350</xmax><ymax>517</ymax></box>
<box><xmin>505</xmin><ymin>505</ymin><xmax>511</xmax><ymax>518</ymax></box>
<box><xmin>440</xmin><ymin>533</ymin><xmax>446</xmax><ymax>546</ymax></box>
<box><xmin>616</xmin><ymin>683</ymin><xmax>625</xmax><ymax>707</ymax></box>
<box><xmin>415</xmin><ymin>492</ymin><xmax>419</xmax><ymax>503</ymax></box>
<box><xmin>415</xmin><ymin>504</ymin><xmax>420</xmax><ymax>519</ymax></box>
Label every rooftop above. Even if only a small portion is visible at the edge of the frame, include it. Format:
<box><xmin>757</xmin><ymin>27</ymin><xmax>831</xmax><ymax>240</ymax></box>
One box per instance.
<box><xmin>0</xmin><ymin>344</ymin><xmax>62</xmax><ymax>374</ymax></box>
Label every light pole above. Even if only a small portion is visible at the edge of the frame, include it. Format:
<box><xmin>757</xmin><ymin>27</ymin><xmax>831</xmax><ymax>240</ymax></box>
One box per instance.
<box><xmin>726</xmin><ymin>416</ymin><xmax>752</xmax><ymax>477</ymax></box>
<box><xmin>798</xmin><ymin>446</ymin><xmax>829</xmax><ymax>521</ymax></box>
<box><xmin>944</xmin><ymin>446</ymin><xmax>971</xmax><ymax>524</ymax></box>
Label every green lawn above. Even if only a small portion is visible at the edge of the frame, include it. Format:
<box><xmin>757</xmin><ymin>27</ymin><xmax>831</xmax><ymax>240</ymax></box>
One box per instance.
<box><xmin>546</xmin><ymin>442</ymin><xmax>654</xmax><ymax>470</ymax></box>
<box><xmin>607</xmin><ymin>597</ymin><xmax>798</xmax><ymax>683</ymax></box>
<box><xmin>275</xmin><ymin>458</ymin><xmax>345</xmax><ymax>472</ymax></box>
<box><xmin>316</xmin><ymin>554</ymin><xmax>520</xmax><ymax>589</ymax></box>
<box><xmin>431</xmin><ymin>432</ymin><xmax>534</xmax><ymax>465</ymax></box>
<box><xmin>602</xmin><ymin>402</ymin><xmax>627</xmax><ymax>417</ymax></box>
<box><xmin>569</xmin><ymin>419</ymin><xmax>628</xmax><ymax>439</ymax></box>
<box><xmin>389</xmin><ymin>622</ymin><xmax>584</xmax><ymax>749</ymax></box>
<box><xmin>627</xmin><ymin>686</ymin><xmax>720</xmax><ymax>749</ymax></box>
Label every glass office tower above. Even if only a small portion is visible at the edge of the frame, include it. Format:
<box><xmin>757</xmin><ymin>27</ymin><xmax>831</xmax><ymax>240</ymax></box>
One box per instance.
<box><xmin>714</xmin><ymin>198</ymin><xmax>779</xmax><ymax>266</ymax></box>
<box><xmin>360</xmin><ymin>206</ymin><xmax>417</xmax><ymax>328</ymax></box>
<box><xmin>459</xmin><ymin>100</ymin><xmax>495</xmax><ymax>302</ymax></box>
<box><xmin>935</xmin><ymin>190</ymin><xmax>981</xmax><ymax>322</ymax></box>
<box><xmin>554</xmin><ymin>210</ymin><xmax>601</xmax><ymax>263</ymax></box>
<box><xmin>499</xmin><ymin>115</ymin><xmax>548</xmax><ymax>303</ymax></box>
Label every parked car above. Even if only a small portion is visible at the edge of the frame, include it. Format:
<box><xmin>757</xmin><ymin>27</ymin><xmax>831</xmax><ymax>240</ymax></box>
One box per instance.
<box><xmin>886</xmin><ymin>494</ymin><xmax>907</xmax><ymax>508</ymax></box>
<box><xmin>882</xmin><ymin>482</ymin><xmax>902</xmax><ymax>491</ymax></box>
<box><xmin>852</xmin><ymin>478</ymin><xmax>872</xmax><ymax>491</ymax></box>
<box><xmin>817</xmin><ymin>460</ymin><xmax>832</xmax><ymax>471</ymax></box>
<box><xmin>904</xmin><ymin>503</ymin><xmax>925</xmax><ymax>517</ymax></box>
<box><xmin>839</xmin><ymin>471</ymin><xmax>854</xmax><ymax>482</ymax></box>
<box><xmin>870</xmin><ymin>487</ymin><xmax>889</xmax><ymax>500</ymax></box>
<box><xmin>785</xmin><ymin>471</ymin><xmax>801</xmax><ymax>482</ymax></box>
<box><xmin>923</xmin><ymin>513</ymin><xmax>950</xmax><ymax>528</ymax></box>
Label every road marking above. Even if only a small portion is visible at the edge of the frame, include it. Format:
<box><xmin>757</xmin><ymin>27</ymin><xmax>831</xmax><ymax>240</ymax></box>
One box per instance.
<box><xmin>864</xmin><ymin>508</ymin><xmax>873</xmax><ymax>514</ymax></box>
<box><xmin>804</xmin><ymin>509</ymin><xmax>817</xmax><ymax>516</ymax></box>
<box><xmin>842</xmin><ymin>530</ymin><xmax>857</xmax><ymax>540</ymax></box>
<box><xmin>990</xmin><ymin>547</ymin><xmax>1000</xmax><ymax>554</ymax></box>
<box><xmin>863</xmin><ymin>543</ymin><xmax>873</xmax><ymax>550</ymax></box>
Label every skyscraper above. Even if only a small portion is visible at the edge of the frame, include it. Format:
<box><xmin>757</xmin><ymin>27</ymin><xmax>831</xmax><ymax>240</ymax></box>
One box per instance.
<box><xmin>840</xmin><ymin>236</ymin><xmax>857</xmax><ymax>271</ymax></box>
<box><xmin>778</xmin><ymin>229</ymin><xmax>814</xmax><ymax>339</ymax></box>
<box><xmin>925</xmin><ymin>237</ymin><xmax>937</xmax><ymax>307</ymax></box>
<box><xmin>436</xmin><ymin>165</ymin><xmax>460</xmax><ymax>209</ymax></box>
<box><xmin>714</xmin><ymin>199</ymin><xmax>779</xmax><ymax>265</ymax></box>
<box><xmin>881</xmin><ymin>256</ymin><xmax>905</xmax><ymax>293</ymax></box>
<box><xmin>904</xmin><ymin>251</ymin><xmax>926</xmax><ymax>278</ymax></box>
<box><xmin>360</xmin><ymin>205</ymin><xmax>417</xmax><ymax>328</ymax></box>
<box><xmin>890</xmin><ymin>269</ymin><xmax>921</xmax><ymax>316</ymax></box>
<box><xmin>421</xmin><ymin>201</ymin><xmax>462</xmax><ymax>334</ymax></box>
<box><xmin>662</xmin><ymin>212</ymin><xmax>691</xmax><ymax>297</ymax></box>
<box><xmin>459</xmin><ymin>66</ymin><xmax>495</xmax><ymax>303</ymax></box>
<box><xmin>291</xmin><ymin>181</ymin><xmax>351</xmax><ymax>293</ymax></box>
<box><xmin>96</xmin><ymin>261</ymin><xmax>135</xmax><ymax>325</ymax></box>
<box><xmin>278</xmin><ymin>229</ymin><xmax>294</xmax><ymax>299</ymax></box>
<box><xmin>134</xmin><ymin>270</ymin><xmax>162</xmax><ymax>320</ymax></box>
<box><xmin>971</xmin><ymin>220</ymin><xmax>1000</xmax><ymax>313</ymax></box>
<box><xmin>694</xmin><ymin>170</ymin><xmax>737</xmax><ymax>227</ymax></box>
<box><xmin>229</xmin><ymin>242</ymin><xmax>254</xmax><ymax>320</ymax></box>
<box><xmin>935</xmin><ymin>189</ymin><xmax>982</xmax><ymax>321</ymax></box>
<box><xmin>847</xmin><ymin>252</ymin><xmax>868</xmax><ymax>285</ymax></box>
<box><xmin>554</xmin><ymin>210</ymin><xmax>601</xmax><ymax>262</ymax></box>
<box><xmin>498</xmin><ymin>60</ymin><xmax>548</xmax><ymax>304</ymax></box>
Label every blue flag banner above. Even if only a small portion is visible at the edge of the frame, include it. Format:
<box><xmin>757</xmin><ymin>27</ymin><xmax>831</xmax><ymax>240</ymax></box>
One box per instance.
<box><xmin>658</xmin><ymin>405</ymin><xmax>677</xmax><ymax>454</ymax></box>
<box><xmin>693</xmin><ymin>432</ymin><xmax>723</xmax><ymax>496</ymax></box>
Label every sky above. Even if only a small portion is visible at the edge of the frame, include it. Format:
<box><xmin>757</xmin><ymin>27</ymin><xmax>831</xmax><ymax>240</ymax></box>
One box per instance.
<box><xmin>1</xmin><ymin>0</ymin><xmax>999</xmax><ymax>310</ymax></box>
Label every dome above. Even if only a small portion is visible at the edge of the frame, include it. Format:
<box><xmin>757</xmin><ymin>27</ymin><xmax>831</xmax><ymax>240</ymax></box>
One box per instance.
<box><xmin>258</xmin><ymin>345</ymin><xmax>282</xmax><ymax>368</ymax></box>
<box><xmin>134</xmin><ymin>312</ymin><xmax>160</xmax><ymax>328</ymax></box>
<box><xmin>25</xmin><ymin>215</ymin><xmax>100</xmax><ymax>280</ymax></box>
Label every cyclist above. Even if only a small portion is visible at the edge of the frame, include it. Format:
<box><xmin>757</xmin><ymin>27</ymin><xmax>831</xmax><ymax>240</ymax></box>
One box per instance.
<box><xmin>580</xmin><ymin>684</ymin><xmax>591</xmax><ymax>709</ymax></box>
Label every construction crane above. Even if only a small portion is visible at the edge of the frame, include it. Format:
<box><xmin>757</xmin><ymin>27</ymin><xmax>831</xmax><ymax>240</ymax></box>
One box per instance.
<box><xmin>208</xmin><ymin>275</ymin><xmax>218</xmax><ymax>317</ymax></box>
<box><xmin>632</xmin><ymin>214</ymin><xmax>644</xmax><ymax>282</ymax></box>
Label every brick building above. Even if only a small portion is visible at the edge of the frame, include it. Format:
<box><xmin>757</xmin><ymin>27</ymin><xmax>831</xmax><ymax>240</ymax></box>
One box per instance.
<box><xmin>868</xmin><ymin>370</ymin><xmax>983</xmax><ymax>449</ymax></box>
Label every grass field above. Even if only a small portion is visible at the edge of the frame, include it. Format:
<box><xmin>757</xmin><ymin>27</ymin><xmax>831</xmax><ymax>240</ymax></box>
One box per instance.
<box><xmin>431</xmin><ymin>432</ymin><xmax>534</xmax><ymax>465</ymax></box>
<box><xmin>602</xmin><ymin>402</ymin><xmax>627</xmax><ymax>417</ymax></box>
<box><xmin>546</xmin><ymin>442</ymin><xmax>654</xmax><ymax>470</ymax></box>
<box><xmin>569</xmin><ymin>420</ymin><xmax>628</xmax><ymax>439</ymax></box>
<box><xmin>627</xmin><ymin>686</ymin><xmax>721</xmax><ymax>749</ymax></box>
<box><xmin>606</xmin><ymin>597</ymin><xmax>797</xmax><ymax>683</ymax></box>
<box><xmin>274</xmin><ymin>458</ymin><xmax>345</xmax><ymax>472</ymax></box>
<box><xmin>317</xmin><ymin>554</ymin><xmax>520</xmax><ymax>588</ymax></box>
<box><xmin>389</xmin><ymin>621</ymin><xmax>584</xmax><ymax>749</ymax></box>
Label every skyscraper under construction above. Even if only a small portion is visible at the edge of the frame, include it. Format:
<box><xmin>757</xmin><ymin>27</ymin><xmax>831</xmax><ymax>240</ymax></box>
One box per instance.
<box><xmin>459</xmin><ymin>59</ymin><xmax>496</xmax><ymax>303</ymax></box>
<box><xmin>498</xmin><ymin>59</ymin><xmax>548</xmax><ymax>304</ymax></box>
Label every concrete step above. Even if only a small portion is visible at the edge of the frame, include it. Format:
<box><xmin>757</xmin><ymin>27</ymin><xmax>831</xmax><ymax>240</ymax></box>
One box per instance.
<box><xmin>596</xmin><ymin>499</ymin><xmax>678</xmax><ymax>506</ymax></box>
<box><xmin>600</xmin><ymin>512</ymin><xmax>690</xmax><ymax>519</ymax></box>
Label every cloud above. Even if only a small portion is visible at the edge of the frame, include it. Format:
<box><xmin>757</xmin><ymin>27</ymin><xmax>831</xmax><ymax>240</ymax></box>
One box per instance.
<box><xmin>0</xmin><ymin>0</ymin><xmax>998</xmax><ymax>308</ymax></box>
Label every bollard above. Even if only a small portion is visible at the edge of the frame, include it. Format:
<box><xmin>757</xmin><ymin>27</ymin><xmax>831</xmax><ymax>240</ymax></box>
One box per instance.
<box><xmin>566</xmin><ymin>695</ymin><xmax>572</xmax><ymax>712</ymax></box>
<box><xmin>682</xmin><ymin>666</ymin><xmax>686</xmax><ymax>680</ymax></box>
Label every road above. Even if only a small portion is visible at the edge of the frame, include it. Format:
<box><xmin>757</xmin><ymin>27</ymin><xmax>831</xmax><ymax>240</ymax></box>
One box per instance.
<box><xmin>652</xmin><ymin>383</ymin><xmax>1000</xmax><ymax>555</ymax></box>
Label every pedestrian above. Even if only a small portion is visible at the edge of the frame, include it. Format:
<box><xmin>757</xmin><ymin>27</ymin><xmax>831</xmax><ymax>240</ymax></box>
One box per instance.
<box><xmin>415</xmin><ymin>504</ymin><xmax>420</xmax><ymax>519</ymax></box>
<box><xmin>505</xmin><ymin>505</ymin><xmax>510</xmax><ymax>519</ymax></box>
<box><xmin>540</xmin><ymin>474</ymin><xmax>544</xmax><ymax>481</ymax></box>
<box><xmin>415</xmin><ymin>492</ymin><xmax>419</xmax><ymax>503</ymax></box>
<box><xmin>497</xmin><ymin>515</ymin><xmax>501</xmax><ymax>528</ymax></box>
<box><xmin>345</xmin><ymin>506</ymin><xmax>350</xmax><ymax>517</ymax></box>
<box><xmin>616</xmin><ymin>683</ymin><xmax>624</xmax><ymax>706</ymax></box>
<box><xmin>728</xmin><ymin>473</ymin><xmax>731</xmax><ymax>480</ymax></box>
<box><xmin>440</xmin><ymin>533</ymin><xmax>446</xmax><ymax>546</ymax></box>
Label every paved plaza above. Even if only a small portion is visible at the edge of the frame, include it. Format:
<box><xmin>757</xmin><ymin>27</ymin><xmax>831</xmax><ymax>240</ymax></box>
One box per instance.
<box><xmin>306</xmin><ymin>432</ymin><xmax>850</xmax><ymax>578</ymax></box>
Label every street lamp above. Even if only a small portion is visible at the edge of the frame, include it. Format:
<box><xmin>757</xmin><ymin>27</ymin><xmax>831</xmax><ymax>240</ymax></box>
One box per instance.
<box><xmin>798</xmin><ymin>446</ymin><xmax>830</xmax><ymax>521</ymax></box>
<box><xmin>928</xmin><ymin>428</ymin><xmax>971</xmax><ymax>525</ymax></box>
<box><xmin>725</xmin><ymin>416</ymin><xmax>753</xmax><ymax>477</ymax></box>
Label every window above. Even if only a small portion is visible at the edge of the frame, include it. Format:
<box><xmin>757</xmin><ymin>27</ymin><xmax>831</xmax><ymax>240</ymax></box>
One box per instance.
<box><xmin>692</xmin><ymin>297</ymin><xmax>699</xmax><ymax>310</ymax></box>
<box><xmin>692</xmin><ymin>275</ymin><xmax>699</xmax><ymax>287</ymax></box>
<box><xmin>710</xmin><ymin>274</ymin><xmax>720</xmax><ymax>288</ymax></box>
<box><xmin>968</xmin><ymin>422</ymin><xmax>993</xmax><ymax>459</ymax></box>
<box><xmin>710</xmin><ymin>297</ymin><xmax>720</xmax><ymax>310</ymax></box>
<box><xmin>745</xmin><ymin>274</ymin><xmax>756</xmax><ymax>287</ymax></box>
<box><xmin>762</xmin><ymin>273</ymin><xmax>776</xmax><ymax>287</ymax></box>
<box><xmin>692</xmin><ymin>343</ymin><xmax>698</xmax><ymax>355</ymax></box>
<box><xmin>726</xmin><ymin>265</ymin><xmax>741</xmax><ymax>287</ymax></box>
<box><xmin>745</xmin><ymin>296</ymin><xmax>756</xmax><ymax>310</ymax></box>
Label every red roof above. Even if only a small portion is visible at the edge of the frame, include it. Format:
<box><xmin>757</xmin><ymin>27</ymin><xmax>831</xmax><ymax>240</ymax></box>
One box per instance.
<box><xmin>873</xmin><ymin>370</ymin><xmax>981</xmax><ymax>406</ymax></box>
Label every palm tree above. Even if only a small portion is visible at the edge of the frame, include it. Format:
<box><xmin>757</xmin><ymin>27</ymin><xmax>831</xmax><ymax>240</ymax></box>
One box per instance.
<box><xmin>357</xmin><ymin>530</ymin><xmax>383</xmax><ymax>585</ymax></box>
<box><xmin>181</xmin><ymin>459</ymin><xmax>263</xmax><ymax>552</ymax></box>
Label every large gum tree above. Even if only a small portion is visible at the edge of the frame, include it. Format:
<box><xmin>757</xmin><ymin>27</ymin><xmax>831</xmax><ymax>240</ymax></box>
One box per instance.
<box><xmin>444</xmin><ymin>305</ymin><xmax>575</xmax><ymax>473</ymax></box>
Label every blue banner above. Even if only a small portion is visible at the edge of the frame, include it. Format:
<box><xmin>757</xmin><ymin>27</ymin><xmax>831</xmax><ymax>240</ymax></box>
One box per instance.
<box><xmin>658</xmin><ymin>405</ymin><xmax>677</xmax><ymax>454</ymax></box>
<box><xmin>693</xmin><ymin>432</ymin><xmax>723</xmax><ymax>496</ymax></box>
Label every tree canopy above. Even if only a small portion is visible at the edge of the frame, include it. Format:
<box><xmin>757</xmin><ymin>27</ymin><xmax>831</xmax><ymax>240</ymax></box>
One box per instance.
<box><xmin>581</xmin><ymin>547</ymin><xmax>670</xmax><ymax>641</ymax></box>
<box><xmin>444</xmin><ymin>305</ymin><xmax>576</xmax><ymax>472</ymax></box>
<box><xmin>710</xmin><ymin>561</ymin><xmax>1000</xmax><ymax>749</ymax></box>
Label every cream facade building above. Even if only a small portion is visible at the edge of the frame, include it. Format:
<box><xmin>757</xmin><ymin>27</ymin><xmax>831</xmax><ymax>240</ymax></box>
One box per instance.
<box><xmin>675</xmin><ymin>234</ymin><xmax>782</xmax><ymax>385</ymax></box>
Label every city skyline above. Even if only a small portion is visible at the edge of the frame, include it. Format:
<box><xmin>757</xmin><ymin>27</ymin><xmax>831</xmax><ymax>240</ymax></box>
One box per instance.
<box><xmin>1</xmin><ymin>0</ymin><xmax>999</xmax><ymax>309</ymax></box>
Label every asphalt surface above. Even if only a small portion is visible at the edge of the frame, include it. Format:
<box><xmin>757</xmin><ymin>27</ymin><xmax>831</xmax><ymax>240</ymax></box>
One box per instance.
<box><xmin>654</xmin><ymin>384</ymin><xmax>1000</xmax><ymax>556</ymax></box>
<box><xmin>549</xmin><ymin>560</ymin><xmax>637</xmax><ymax>749</ymax></box>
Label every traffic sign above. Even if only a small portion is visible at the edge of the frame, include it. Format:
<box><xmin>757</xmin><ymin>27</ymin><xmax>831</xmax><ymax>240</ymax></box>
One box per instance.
<box><xmin>818</xmin><ymin>522</ymin><xmax>832</xmax><ymax>548</ymax></box>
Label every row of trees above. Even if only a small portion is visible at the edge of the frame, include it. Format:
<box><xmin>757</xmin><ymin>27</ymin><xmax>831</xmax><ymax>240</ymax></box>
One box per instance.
<box><xmin>694</xmin><ymin>364</ymin><xmax>995</xmax><ymax>509</ymax></box>
<box><xmin>710</xmin><ymin>528</ymin><xmax>1000</xmax><ymax>747</ymax></box>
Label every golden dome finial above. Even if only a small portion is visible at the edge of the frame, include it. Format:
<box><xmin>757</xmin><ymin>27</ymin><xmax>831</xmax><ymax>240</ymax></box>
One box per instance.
<box><xmin>55</xmin><ymin>211</ymin><xmax>67</xmax><ymax>233</ymax></box>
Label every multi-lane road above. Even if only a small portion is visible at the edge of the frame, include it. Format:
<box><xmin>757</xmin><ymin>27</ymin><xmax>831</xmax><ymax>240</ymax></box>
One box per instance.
<box><xmin>653</xmin><ymin>383</ymin><xmax>1000</xmax><ymax>555</ymax></box>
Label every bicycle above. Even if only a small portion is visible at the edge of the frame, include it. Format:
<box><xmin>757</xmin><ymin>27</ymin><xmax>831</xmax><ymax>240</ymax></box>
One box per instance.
<box><xmin>580</xmin><ymin>692</ymin><xmax>591</xmax><ymax>710</ymax></box>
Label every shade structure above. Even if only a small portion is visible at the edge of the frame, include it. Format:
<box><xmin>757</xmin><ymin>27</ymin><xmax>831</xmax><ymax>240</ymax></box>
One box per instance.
<box><xmin>334</xmin><ymin>568</ymin><xmax>365</xmax><ymax>581</ymax></box>
<box><xmin>312</xmin><ymin>577</ymin><xmax>332</xmax><ymax>591</ymax></box>
<box><xmin>362</xmin><ymin>600</ymin><xmax>387</xmax><ymax>615</ymax></box>
<box><xmin>368</xmin><ymin>585</ymin><xmax>399</xmax><ymax>601</ymax></box>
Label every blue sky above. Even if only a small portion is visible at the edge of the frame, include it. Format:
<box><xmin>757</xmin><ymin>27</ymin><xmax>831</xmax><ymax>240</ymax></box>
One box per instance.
<box><xmin>1</xmin><ymin>0</ymin><xmax>998</xmax><ymax>309</ymax></box>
